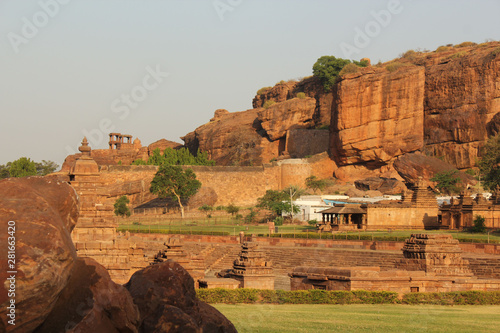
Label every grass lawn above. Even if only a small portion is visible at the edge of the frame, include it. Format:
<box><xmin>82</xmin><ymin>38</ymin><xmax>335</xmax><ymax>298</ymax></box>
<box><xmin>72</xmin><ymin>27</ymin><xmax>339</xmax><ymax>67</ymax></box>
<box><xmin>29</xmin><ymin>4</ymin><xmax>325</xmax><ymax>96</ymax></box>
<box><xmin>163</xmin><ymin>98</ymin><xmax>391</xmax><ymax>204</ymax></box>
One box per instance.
<box><xmin>214</xmin><ymin>304</ymin><xmax>500</xmax><ymax>333</ymax></box>
<box><xmin>118</xmin><ymin>220</ymin><xmax>500</xmax><ymax>243</ymax></box>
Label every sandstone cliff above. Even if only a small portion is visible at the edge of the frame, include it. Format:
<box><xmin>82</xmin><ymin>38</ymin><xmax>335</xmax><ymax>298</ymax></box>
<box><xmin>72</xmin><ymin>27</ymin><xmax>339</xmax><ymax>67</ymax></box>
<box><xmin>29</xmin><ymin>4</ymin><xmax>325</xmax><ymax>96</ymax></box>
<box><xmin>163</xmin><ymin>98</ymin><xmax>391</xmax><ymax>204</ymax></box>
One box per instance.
<box><xmin>331</xmin><ymin>42</ymin><xmax>500</xmax><ymax>176</ymax></box>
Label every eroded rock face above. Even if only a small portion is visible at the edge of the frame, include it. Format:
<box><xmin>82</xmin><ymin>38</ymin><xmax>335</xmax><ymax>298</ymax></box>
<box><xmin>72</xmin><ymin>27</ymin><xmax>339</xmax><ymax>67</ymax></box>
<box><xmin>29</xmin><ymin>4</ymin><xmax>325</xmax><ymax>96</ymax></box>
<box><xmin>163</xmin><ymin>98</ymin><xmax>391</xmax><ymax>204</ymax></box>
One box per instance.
<box><xmin>393</xmin><ymin>152</ymin><xmax>477</xmax><ymax>186</ymax></box>
<box><xmin>423</xmin><ymin>45</ymin><xmax>500</xmax><ymax>169</ymax></box>
<box><xmin>258</xmin><ymin>98</ymin><xmax>317</xmax><ymax>141</ymax></box>
<box><xmin>252</xmin><ymin>81</ymin><xmax>297</xmax><ymax>108</ymax></box>
<box><xmin>182</xmin><ymin>109</ymin><xmax>279</xmax><ymax>166</ymax></box>
<box><xmin>35</xmin><ymin>257</ymin><xmax>140</xmax><ymax>333</ymax></box>
<box><xmin>125</xmin><ymin>261</ymin><xmax>237</xmax><ymax>333</ymax></box>
<box><xmin>0</xmin><ymin>177</ymin><xmax>79</xmax><ymax>332</ymax></box>
<box><xmin>331</xmin><ymin>66</ymin><xmax>426</xmax><ymax>167</ymax></box>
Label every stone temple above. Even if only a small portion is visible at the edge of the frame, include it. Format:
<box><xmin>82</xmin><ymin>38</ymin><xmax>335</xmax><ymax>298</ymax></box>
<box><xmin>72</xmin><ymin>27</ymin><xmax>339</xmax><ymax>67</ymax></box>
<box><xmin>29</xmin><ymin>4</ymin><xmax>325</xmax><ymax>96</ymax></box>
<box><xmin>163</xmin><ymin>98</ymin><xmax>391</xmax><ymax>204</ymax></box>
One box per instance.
<box><xmin>290</xmin><ymin>234</ymin><xmax>500</xmax><ymax>293</ymax></box>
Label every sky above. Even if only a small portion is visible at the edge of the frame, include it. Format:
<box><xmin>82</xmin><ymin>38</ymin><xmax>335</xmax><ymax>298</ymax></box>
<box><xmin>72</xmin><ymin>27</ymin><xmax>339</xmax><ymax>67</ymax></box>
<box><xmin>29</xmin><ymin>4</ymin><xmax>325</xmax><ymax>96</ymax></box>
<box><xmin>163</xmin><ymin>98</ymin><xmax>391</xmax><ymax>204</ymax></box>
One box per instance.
<box><xmin>1</xmin><ymin>0</ymin><xmax>500</xmax><ymax>167</ymax></box>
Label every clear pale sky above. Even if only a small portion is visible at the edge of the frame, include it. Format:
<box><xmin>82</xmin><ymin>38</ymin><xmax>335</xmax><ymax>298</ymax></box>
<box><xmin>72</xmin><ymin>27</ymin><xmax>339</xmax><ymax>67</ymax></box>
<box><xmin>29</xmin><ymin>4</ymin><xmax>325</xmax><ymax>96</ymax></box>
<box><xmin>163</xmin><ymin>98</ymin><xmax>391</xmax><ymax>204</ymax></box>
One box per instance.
<box><xmin>1</xmin><ymin>0</ymin><xmax>500</xmax><ymax>167</ymax></box>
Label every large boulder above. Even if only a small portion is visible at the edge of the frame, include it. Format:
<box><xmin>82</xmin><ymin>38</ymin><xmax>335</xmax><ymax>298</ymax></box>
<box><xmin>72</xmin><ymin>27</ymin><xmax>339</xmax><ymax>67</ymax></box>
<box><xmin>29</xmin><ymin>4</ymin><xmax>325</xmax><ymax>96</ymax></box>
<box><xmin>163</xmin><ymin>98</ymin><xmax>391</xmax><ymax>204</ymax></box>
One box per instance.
<box><xmin>125</xmin><ymin>260</ymin><xmax>237</xmax><ymax>333</ymax></box>
<box><xmin>35</xmin><ymin>257</ymin><xmax>140</xmax><ymax>333</ymax></box>
<box><xmin>354</xmin><ymin>177</ymin><xmax>407</xmax><ymax>195</ymax></box>
<box><xmin>0</xmin><ymin>177</ymin><xmax>79</xmax><ymax>332</ymax></box>
<box><xmin>394</xmin><ymin>152</ymin><xmax>477</xmax><ymax>186</ymax></box>
<box><xmin>257</xmin><ymin>98</ymin><xmax>317</xmax><ymax>141</ymax></box>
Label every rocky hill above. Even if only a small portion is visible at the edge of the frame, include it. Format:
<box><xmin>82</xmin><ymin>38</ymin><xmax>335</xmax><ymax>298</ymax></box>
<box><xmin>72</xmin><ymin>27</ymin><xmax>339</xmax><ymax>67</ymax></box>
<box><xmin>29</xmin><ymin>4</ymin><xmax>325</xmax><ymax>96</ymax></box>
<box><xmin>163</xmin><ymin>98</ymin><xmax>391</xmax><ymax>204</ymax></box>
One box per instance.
<box><xmin>182</xmin><ymin>42</ymin><xmax>500</xmax><ymax>180</ymax></box>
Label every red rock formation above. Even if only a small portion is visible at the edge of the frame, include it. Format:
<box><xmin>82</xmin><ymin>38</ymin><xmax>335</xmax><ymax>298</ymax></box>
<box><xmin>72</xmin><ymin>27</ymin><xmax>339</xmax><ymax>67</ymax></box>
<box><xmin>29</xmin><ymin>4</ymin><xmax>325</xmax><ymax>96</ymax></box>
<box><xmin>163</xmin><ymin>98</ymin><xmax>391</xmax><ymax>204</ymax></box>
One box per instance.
<box><xmin>258</xmin><ymin>97</ymin><xmax>316</xmax><ymax>141</ymax></box>
<box><xmin>0</xmin><ymin>177</ymin><xmax>79</xmax><ymax>332</ymax></box>
<box><xmin>423</xmin><ymin>44</ymin><xmax>500</xmax><ymax>169</ymax></box>
<box><xmin>35</xmin><ymin>257</ymin><xmax>140</xmax><ymax>333</ymax></box>
<box><xmin>292</xmin><ymin>76</ymin><xmax>333</xmax><ymax>126</ymax></box>
<box><xmin>147</xmin><ymin>139</ymin><xmax>182</xmax><ymax>154</ymax></box>
<box><xmin>331</xmin><ymin>65</ymin><xmax>425</xmax><ymax>167</ymax></box>
<box><xmin>354</xmin><ymin>177</ymin><xmax>407</xmax><ymax>195</ymax></box>
<box><xmin>394</xmin><ymin>152</ymin><xmax>477</xmax><ymax>186</ymax></box>
<box><xmin>182</xmin><ymin>109</ymin><xmax>279</xmax><ymax>165</ymax></box>
<box><xmin>252</xmin><ymin>80</ymin><xmax>297</xmax><ymax>108</ymax></box>
<box><xmin>125</xmin><ymin>261</ymin><xmax>237</xmax><ymax>333</ymax></box>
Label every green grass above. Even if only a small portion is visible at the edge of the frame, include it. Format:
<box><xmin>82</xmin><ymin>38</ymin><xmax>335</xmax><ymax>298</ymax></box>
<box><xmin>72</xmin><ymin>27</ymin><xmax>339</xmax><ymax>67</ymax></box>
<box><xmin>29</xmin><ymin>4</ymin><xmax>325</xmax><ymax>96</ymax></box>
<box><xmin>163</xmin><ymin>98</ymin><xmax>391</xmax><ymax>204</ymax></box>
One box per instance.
<box><xmin>214</xmin><ymin>304</ymin><xmax>500</xmax><ymax>333</ymax></box>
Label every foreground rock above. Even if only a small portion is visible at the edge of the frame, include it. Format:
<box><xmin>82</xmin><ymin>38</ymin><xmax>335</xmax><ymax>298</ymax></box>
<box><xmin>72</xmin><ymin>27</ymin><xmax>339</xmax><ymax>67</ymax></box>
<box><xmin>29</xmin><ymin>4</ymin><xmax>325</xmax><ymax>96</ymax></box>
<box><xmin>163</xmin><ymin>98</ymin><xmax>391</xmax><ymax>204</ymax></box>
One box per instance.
<box><xmin>125</xmin><ymin>260</ymin><xmax>237</xmax><ymax>333</ymax></box>
<box><xmin>35</xmin><ymin>258</ymin><xmax>140</xmax><ymax>333</ymax></box>
<box><xmin>0</xmin><ymin>177</ymin><xmax>236</xmax><ymax>333</ymax></box>
<box><xmin>0</xmin><ymin>177</ymin><xmax>79</xmax><ymax>332</ymax></box>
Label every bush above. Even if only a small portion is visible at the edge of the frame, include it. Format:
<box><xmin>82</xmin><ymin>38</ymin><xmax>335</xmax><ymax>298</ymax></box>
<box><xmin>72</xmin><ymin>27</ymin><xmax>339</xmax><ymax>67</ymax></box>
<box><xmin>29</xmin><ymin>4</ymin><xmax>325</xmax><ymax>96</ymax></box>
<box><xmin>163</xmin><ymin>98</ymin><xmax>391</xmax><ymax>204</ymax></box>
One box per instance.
<box><xmin>114</xmin><ymin>196</ymin><xmax>131</xmax><ymax>217</ymax></box>
<box><xmin>385</xmin><ymin>62</ymin><xmax>410</xmax><ymax>73</ymax></box>
<box><xmin>436</xmin><ymin>45</ymin><xmax>451</xmax><ymax>52</ymax></box>
<box><xmin>274</xmin><ymin>216</ymin><xmax>284</xmax><ymax>226</ymax></box>
<box><xmin>308</xmin><ymin>219</ymin><xmax>318</xmax><ymax>226</ymax></box>
<box><xmin>296</xmin><ymin>92</ymin><xmax>306</xmax><ymax>99</ymax></box>
<box><xmin>471</xmin><ymin>215</ymin><xmax>486</xmax><ymax>233</ymax></box>
<box><xmin>263</xmin><ymin>100</ymin><xmax>276</xmax><ymax>109</ymax></box>
<box><xmin>244</xmin><ymin>209</ymin><xmax>258</xmax><ymax>223</ymax></box>
<box><xmin>338</xmin><ymin>63</ymin><xmax>360</xmax><ymax>76</ymax></box>
<box><xmin>454</xmin><ymin>41</ymin><xmax>477</xmax><ymax>48</ymax></box>
<box><xmin>401</xmin><ymin>49</ymin><xmax>417</xmax><ymax>60</ymax></box>
<box><xmin>430</xmin><ymin>170</ymin><xmax>462</xmax><ymax>195</ymax></box>
<box><xmin>257</xmin><ymin>86</ymin><xmax>272</xmax><ymax>95</ymax></box>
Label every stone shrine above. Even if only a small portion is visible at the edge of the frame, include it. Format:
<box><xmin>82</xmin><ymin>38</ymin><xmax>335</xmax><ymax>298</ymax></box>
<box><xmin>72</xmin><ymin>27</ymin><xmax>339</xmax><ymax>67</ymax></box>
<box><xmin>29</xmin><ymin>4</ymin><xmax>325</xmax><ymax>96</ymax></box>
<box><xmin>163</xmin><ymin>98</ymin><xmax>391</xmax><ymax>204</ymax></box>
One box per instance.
<box><xmin>229</xmin><ymin>241</ymin><xmax>274</xmax><ymax>289</ymax></box>
<box><xmin>290</xmin><ymin>234</ymin><xmax>500</xmax><ymax>293</ymax></box>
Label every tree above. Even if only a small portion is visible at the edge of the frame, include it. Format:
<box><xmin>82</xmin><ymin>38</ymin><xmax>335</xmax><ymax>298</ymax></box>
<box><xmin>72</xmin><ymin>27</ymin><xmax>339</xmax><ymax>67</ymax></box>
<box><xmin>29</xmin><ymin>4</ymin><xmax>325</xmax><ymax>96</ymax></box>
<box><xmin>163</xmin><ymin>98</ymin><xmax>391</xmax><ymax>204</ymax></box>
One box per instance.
<box><xmin>478</xmin><ymin>134</ymin><xmax>500</xmax><ymax>190</ymax></box>
<box><xmin>312</xmin><ymin>56</ymin><xmax>368</xmax><ymax>91</ymax></box>
<box><xmin>305</xmin><ymin>175</ymin><xmax>330</xmax><ymax>194</ymax></box>
<box><xmin>430</xmin><ymin>170</ymin><xmax>462</xmax><ymax>195</ymax></box>
<box><xmin>114</xmin><ymin>196</ymin><xmax>131</xmax><ymax>217</ymax></box>
<box><xmin>9</xmin><ymin>157</ymin><xmax>37</xmax><ymax>178</ymax></box>
<box><xmin>150</xmin><ymin>165</ymin><xmax>201</xmax><ymax>218</ymax></box>
<box><xmin>471</xmin><ymin>215</ymin><xmax>486</xmax><ymax>233</ymax></box>
<box><xmin>226</xmin><ymin>204</ymin><xmax>240</xmax><ymax>216</ymax></box>
<box><xmin>198</xmin><ymin>204</ymin><xmax>214</xmax><ymax>217</ymax></box>
<box><xmin>283</xmin><ymin>185</ymin><xmax>307</xmax><ymax>219</ymax></box>
<box><xmin>257</xmin><ymin>189</ymin><xmax>300</xmax><ymax>218</ymax></box>
<box><xmin>35</xmin><ymin>160</ymin><xmax>59</xmax><ymax>176</ymax></box>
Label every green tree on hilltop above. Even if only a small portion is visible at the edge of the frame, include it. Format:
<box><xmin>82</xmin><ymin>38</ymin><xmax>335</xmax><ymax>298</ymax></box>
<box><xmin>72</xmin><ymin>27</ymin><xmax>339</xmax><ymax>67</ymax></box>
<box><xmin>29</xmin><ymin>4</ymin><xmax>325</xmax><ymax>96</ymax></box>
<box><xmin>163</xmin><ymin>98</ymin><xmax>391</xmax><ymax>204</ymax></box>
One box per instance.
<box><xmin>150</xmin><ymin>165</ymin><xmax>201</xmax><ymax>218</ymax></box>
<box><xmin>313</xmin><ymin>56</ymin><xmax>369</xmax><ymax>91</ymax></box>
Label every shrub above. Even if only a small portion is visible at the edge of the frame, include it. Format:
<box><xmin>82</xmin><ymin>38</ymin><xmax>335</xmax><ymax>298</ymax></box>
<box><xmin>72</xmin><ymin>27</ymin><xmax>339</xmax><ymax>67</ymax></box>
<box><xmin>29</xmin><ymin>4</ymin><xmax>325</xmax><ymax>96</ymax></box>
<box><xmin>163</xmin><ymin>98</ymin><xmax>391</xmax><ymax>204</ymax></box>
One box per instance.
<box><xmin>454</xmin><ymin>41</ymin><xmax>477</xmax><ymax>48</ymax></box>
<box><xmin>338</xmin><ymin>63</ymin><xmax>360</xmax><ymax>76</ymax></box>
<box><xmin>296</xmin><ymin>92</ymin><xmax>306</xmax><ymax>99</ymax></box>
<box><xmin>436</xmin><ymin>45</ymin><xmax>451</xmax><ymax>52</ymax></box>
<box><xmin>401</xmin><ymin>49</ymin><xmax>417</xmax><ymax>60</ymax></box>
<box><xmin>257</xmin><ymin>86</ymin><xmax>272</xmax><ymax>95</ymax></box>
<box><xmin>449</xmin><ymin>51</ymin><xmax>467</xmax><ymax>59</ymax></box>
<box><xmin>274</xmin><ymin>216</ymin><xmax>284</xmax><ymax>226</ymax></box>
<box><xmin>430</xmin><ymin>170</ymin><xmax>462</xmax><ymax>195</ymax></box>
<box><xmin>471</xmin><ymin>215</ymin><xmax>486</xmax><ymax>233</ymax></box>
<box><xmin>244</xmin><ymin>208</ymin><xmax>258</xmax><ymax>223</ymax></box>
<box><xmin>385</xmin><ymin>62</ymin><xmax>410</xmax><ymax>73</ymax></box>
<box><xmin>114</xmin><ymin>196</ymin><xmax>131</xmax><ymax>217</ymax></box>
<box><xmin>491</xmin><ymin>47</ymin><xmax>500</xmax><ymax>57</ymax></box>
<box><xmin>308</xmin><ymin>219</ymin><xmax>318</xmax><ymax>226</ymax></box>
<box><xmin>263</xmin><ymin>100</ymin><xmax>276</xmax><ymax>109</ymax></box>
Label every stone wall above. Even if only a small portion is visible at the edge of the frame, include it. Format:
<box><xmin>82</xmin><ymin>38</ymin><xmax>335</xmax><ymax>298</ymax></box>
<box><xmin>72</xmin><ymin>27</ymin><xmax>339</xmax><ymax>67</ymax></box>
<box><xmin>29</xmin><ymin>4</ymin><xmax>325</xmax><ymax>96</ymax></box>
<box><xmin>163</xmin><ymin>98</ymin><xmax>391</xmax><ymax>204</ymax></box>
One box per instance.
<box><xmin>366</xmin><ymin>205</ymin><xmax>439</xmax><ymax>229</ymax></box>
<box><xmin>285</xmin><ymin>129</ymin><xmax>330</xmax><ymax>158</ymax></box>
<box><xmin>89</xmin><ymin>155</ymin><xmax>335</xmax><ymax>208</ymax></box>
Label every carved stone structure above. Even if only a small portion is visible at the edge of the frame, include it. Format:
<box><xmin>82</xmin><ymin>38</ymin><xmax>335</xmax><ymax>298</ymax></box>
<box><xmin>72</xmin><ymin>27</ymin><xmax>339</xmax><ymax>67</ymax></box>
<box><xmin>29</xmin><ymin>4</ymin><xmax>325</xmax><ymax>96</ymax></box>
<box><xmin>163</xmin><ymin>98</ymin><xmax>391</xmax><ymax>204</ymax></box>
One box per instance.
<box><xmin>290</xmin><ymin>233</ymin><xmax>500</xmax><ymax>293</ymax></box>
<box><xmin>109</xmin><ymin>132</ymin><xmax>140</xmax><ymax>150</ymax></box>
<box><xmin>440</xmin><ymin>188</ymin><xmax>500</xmax><ymax>230</ymax></box>
<box><xmin>395</xmin><ymin>234</ymin><xmax>473</xmax><ymax>277</ymax></box>
<box><xmin>69</xmin><ymin>138</ymin><xmax>150</xmax><ymax>283</ymax></box>
<box><xmin>153</xmin><ymin>237</ymin><xmax>205</xmax><ymax>287</ymax></box>
<box><xmin>318</xmin><ymin>179</ymin><xmax>439</xmax><ymax>230</ymax></box>
<box><xmin>229</xmin><ymin>241</ymin><xmax>274</xmax><ymax>289</ymax></box>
